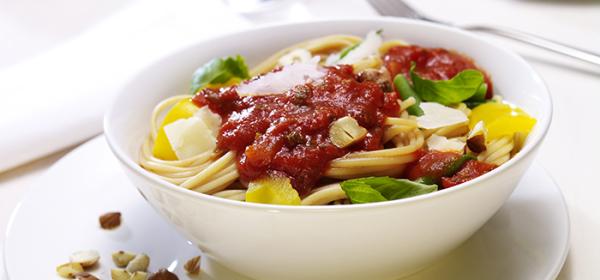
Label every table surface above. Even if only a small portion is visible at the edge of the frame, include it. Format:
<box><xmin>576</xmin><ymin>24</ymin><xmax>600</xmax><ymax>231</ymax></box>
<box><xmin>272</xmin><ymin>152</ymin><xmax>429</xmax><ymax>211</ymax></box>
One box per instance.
<box><xmin>1</xmin><ymin>0</ymin><xmax>599</xmax><ymax>279</ymax></box>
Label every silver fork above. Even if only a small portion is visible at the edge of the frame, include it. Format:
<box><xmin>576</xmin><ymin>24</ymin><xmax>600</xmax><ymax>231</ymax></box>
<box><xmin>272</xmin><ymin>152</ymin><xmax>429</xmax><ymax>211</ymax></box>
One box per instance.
<box><xmin>368</xmin><ymin>0</ymin><xmax>600</xmax><ymax>67</ymax></box>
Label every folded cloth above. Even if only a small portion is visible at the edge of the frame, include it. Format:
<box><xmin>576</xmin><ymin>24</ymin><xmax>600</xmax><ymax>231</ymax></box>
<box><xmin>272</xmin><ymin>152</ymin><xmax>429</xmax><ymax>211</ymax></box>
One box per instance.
<box><xmin>0</xmin><ymin>0</ymin><xmax>249</xmax><ymax>172</ymax></box>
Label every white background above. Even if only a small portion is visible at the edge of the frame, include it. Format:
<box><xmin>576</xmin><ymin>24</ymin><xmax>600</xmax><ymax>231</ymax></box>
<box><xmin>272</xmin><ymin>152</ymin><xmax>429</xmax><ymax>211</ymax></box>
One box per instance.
<box><xmin>1</xmin><ymin>0</ymin><xmax>599</xmax><ymax>279</ymax></box>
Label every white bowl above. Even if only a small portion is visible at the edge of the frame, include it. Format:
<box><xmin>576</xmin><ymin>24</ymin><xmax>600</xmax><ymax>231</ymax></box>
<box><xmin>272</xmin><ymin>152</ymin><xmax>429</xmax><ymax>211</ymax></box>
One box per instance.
<box><xmin>104</xmin><ymin>19</ymin><xmax>552</xmax><ymax>280</ymax></box>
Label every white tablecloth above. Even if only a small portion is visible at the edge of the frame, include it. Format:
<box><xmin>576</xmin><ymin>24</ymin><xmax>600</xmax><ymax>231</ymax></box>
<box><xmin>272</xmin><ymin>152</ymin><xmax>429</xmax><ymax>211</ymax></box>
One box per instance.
<box><xmin>1</xmin><ymin>0</ymin><xmax>599</xmax><ymax>278</ymax></box>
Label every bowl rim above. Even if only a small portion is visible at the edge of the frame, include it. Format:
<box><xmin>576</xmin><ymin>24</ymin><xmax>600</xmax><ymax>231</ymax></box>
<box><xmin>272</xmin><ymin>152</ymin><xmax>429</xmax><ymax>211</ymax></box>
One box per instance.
<box><xmin>104</xmin><ymin>17</ymin><xmax>552</xmax><ymax>212</ymax></box>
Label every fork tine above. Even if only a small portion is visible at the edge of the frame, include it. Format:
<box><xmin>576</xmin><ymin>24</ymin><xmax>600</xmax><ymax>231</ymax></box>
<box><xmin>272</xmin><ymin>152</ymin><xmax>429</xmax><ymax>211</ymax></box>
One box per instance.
<box><xmin>366</xmin><ymin>0</ymin><xmax>391</xmax><ymax>16</ymax></box>
<box><xmin>367</xmin><ymin>0</ymin><xmax>421</xmax><ymax>19</ymax></box>
<box><xmin>390</xmin><ymin>1</ymin><xmax>422</xmax><ymax>18</ymax></box>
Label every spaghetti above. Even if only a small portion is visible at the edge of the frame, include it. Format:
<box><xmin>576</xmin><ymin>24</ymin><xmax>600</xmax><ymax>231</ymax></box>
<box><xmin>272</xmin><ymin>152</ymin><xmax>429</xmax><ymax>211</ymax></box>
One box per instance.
<box><xmin>139</xmin><ymin>31</ymin><xmax>536</xmax><ymax>205</ymax></box>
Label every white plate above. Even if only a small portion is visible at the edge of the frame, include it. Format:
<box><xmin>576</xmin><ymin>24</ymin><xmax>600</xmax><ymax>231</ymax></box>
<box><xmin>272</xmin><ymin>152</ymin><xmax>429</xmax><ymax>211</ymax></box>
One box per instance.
<box><xmin>3</xmin><ymin>136</ymin><xmax>569</xmax><ymax>279</ymax></box>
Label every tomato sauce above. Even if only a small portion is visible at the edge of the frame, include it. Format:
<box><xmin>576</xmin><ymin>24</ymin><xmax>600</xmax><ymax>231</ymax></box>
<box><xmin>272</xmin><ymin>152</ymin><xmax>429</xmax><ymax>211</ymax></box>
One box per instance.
<box><xmin>193</xmin><ymin>65</ymin><xmax>399</xmax><ymax>195</ymax></box>
<box><xmin>441</xmin><ymin>160</ymin><xmax>496</xmax><ymax>188</ymax></box>
<box><xmin>383</xmin><ymin>45</ymin><xmax>494</xmax><ymax>98</ymax></box>
<box><xmin>406</xmin><ymin>150</ymin><xmax>497</xmax><ymax>188</ymax></box>
<box><xmin>406</xmin><ymin>150</ymin><xmax>461</xmax><ymax>182</ymax></box>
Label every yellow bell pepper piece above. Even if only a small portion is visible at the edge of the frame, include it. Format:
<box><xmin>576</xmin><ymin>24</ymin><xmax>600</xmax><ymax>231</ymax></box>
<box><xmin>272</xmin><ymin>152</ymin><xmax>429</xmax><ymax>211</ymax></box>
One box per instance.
<box><xmin>469</xmin><ymin>102</ymin><xmax>536</xmax><ymax>140</ymax></box>
<box><xmin>486</xmin><ymin>114</ymin><xmax>536</xmax><ymax>140</ymax></box>
<box><xmin>152</xmin><ymin>98</ymin><xmax>199</xmax><ymax>160</ymax></box>
<box><xmin>246</xmin><ymin>175</ymin><xmax>301</xmax><ymax>205</ymax></box>
<box><xmin>470</xmin><ymin>103</ymin><xmax>508</xmax><ymax>129</ymax></box>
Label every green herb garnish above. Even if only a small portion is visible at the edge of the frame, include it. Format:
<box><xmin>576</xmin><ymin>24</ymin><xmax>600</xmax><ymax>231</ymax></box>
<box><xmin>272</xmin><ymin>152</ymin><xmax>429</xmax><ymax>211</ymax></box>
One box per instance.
<box><xmin>190</xmin><ymin>55</ymin><xmax>249</xmax><ymax>94</ymax></box>
<box><xmin>409</xmin><ymin>63</ymin><xmax>485</xmax><ymax>106</ymax></box>
<box><xmin>463</xmin><ymin>83</ymin><xmax>489</xmax><ymax>108</ymax></box>
<box><xmin>341</xmin><ymin>177</ymin><xmax>437</xmax><ymax>204</ymax></box>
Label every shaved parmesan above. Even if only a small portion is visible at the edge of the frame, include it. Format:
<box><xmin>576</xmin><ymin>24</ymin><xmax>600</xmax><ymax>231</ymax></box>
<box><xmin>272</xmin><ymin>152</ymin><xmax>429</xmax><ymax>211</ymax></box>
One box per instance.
<box><xmin>416</xmin><ymin>102</ymin><xmax>468</xmax><ymax>129</ymax></box>
<box><xmin>467</xmin><ymin>120</ymin><xmax>487</xmax><ymax>139</ymax></box>
<box><xmin>337</xmin><ymin>30</ymin><xmax>383</xmax><ymax>65</ymax></box>
<box><xmin>237</xmin><ymin>62</ymin><xmax>324</xmax><ymax>96</ymax></box>
<box><xmin>164</xmin><ymin>117</ymin><xmax>216</xmax><ymax>160</ymax></box>
<box><xmin>278</xmin><ymin>48</ymin><xmax>312</xmax><ymax>66</ymax></box>
<box><xmin>194</xmin><ymin>106</ymin><xmax>222</xmax><ymax>137</ymax></box>
<box><xmin>325</xmin><ymin>53</ymin><xmax>340</xmax><ymax>66</ymax></box>
<box><xmin>427</xmin><ymin>134</ymin><xmax>465</xmax><ymax>152</ymax></box>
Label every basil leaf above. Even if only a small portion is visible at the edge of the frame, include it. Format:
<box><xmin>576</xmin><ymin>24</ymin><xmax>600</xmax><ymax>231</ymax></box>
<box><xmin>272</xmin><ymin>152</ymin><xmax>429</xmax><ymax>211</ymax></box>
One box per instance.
<box><xmin>340</xmin><ymin>182</ymin><xmax>387</xmax><ymax>204</ymax></box>
<box><xmin>353</xmin><ymin>177</ymin><xmax>438</xmax><ymax>200</ymax></box>
<box><xmin>414</xmin><ymin>176</ymin><xmax>436</xmax><ymax>185</ymax></box>
<box><xmin>463</xmin><ymin>83</ymin><xmax>488</xmax><ymax>108</ymax></box>
<box><xmin>470</xmin><ymin>83</ymin><xmax>488</xmax><ymax>102</ymax></box>
<box><xmin>340</xmin><ymin>177</ymin><xmax>437</xmax><ymax>204</ymax></box>
<box><xmin>465</xmin><ymin>100</ymin><xmax>488</xmax><ymax>109</ymax></box>
<box><xmin>410</xmin><ymin>63</ymin><xmax>484</xmax><ymax>106</ymax></box>
<box><xmin>190</xmin><ymin>55</ymin><xmax>250</xmax><ymax>94</ymax></box>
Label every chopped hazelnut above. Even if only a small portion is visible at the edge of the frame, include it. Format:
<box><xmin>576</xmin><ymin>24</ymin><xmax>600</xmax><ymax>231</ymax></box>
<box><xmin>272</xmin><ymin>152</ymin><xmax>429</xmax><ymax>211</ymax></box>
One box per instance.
<box><xmin>467</xmin><ymin>134</ymin><xmax>486</xmax><ymax>153</ymax></box>
<box><xmin>130</xmin><ymin>271</ymin><xmax>149</xmax><ymax>280</ymax></box>
<box><xmin>69</xmin><ymin>250</ymin><xmax>100</xmax><ymax>268</ymax></box>
<box><xmin>126</xmin><ymin>254</ymin><xmax>150</xmax><ymax>273</ymax></box>
<box><xmin>99</xmin><ymin>212</ymin><xmax>122</xmax><ymax>229</ymax></box>
<box><xmin>183</xmin><ymin>256</ymin><xmax>201</xmax><ymax>274</ymax></box>
<box><xmin>56</xmin><ymin>262</ymin><xmax>84</xmax><ymax>278</ymax></box>
<box><xmin>74</xmin><ymin>272</ymin><xmax>100</xmax><ymax>280</ymax></box>
<box><xmin>148</xmin><ymin>269</ymin><xmax>179</xmax><ymax>280</ymax></box>
<box><xmin>112</xmin><ymin>250</ymin><xmax>136</xmax><ymax>268</ymax></box>
<box><xmin>111</xmin><ymin>268</ymin><xmax>131</xmax><ymax>280</ymax></box>
<box><xmin>329</xmin><ymin>116</ymin><xmax>368</xmax><ymax>148</ymax></box>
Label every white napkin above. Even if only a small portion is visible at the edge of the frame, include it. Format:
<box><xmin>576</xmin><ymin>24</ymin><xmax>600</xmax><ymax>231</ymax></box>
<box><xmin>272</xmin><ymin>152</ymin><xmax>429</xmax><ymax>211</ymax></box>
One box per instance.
<box><xmin>0</xmin><ymin>0</ymin><xmax>250</xmax><ymax>172</ymax></box>
<box><xmin>0</xmin><ymin>0</ymin><xmax>382</xmax><ymax>172</ymax></box>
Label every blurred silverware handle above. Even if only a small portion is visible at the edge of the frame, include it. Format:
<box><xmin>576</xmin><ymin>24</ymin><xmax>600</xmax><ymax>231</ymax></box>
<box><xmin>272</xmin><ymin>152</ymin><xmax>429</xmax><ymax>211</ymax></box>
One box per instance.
<box><xmin>463</xmin><ymin>25</ymin><xmax>600</xmax><ymax>66</ymax></box>
<box><xmin>367</xmin><ymin>0</ymin><xmax>600</xmax><ymax>67</ymax></box>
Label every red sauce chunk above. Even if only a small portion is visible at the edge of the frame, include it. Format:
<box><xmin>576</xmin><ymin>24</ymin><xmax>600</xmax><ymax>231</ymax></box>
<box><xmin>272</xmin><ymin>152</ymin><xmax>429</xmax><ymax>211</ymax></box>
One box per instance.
<box><xmin>441</xmin><ymin>160</ymin><xmax>496</xmax><ymax>188</ymax></box>
<box><xmin>193</xmin><ymin>65</ymin><xmax>399</xmax><ymax>195</ymax></box>
<box><xmin>406</xmin><ymin>150</ymin><xmax>461</xmax><ymax>182</ymax></box>
<box><xmin>383</xmin><ymin>45</ymin><xmax>494</xmax><ymax>98</ymax></box>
